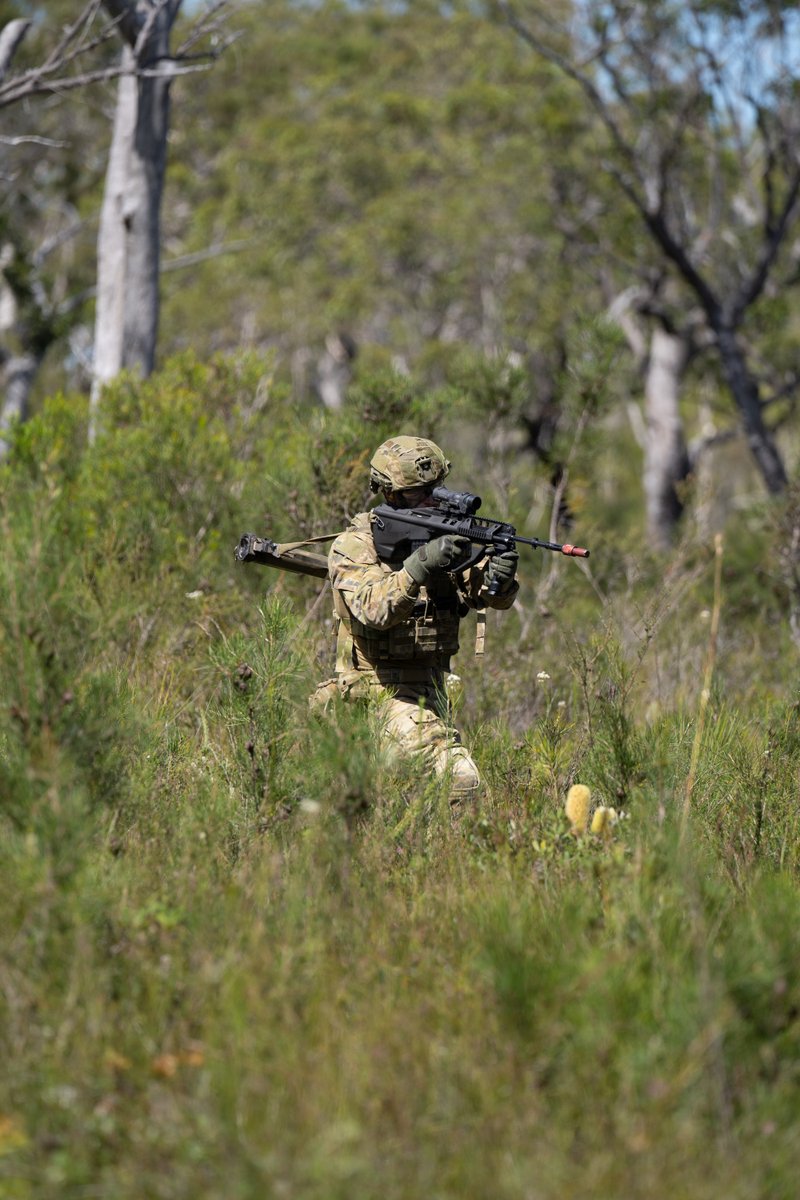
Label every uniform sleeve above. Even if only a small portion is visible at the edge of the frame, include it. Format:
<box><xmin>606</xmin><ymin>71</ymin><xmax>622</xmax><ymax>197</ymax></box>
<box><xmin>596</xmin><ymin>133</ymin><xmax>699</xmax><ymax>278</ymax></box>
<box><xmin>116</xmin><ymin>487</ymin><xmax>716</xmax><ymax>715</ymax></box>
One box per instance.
<box><xmin>329</xmin><ymin>526</ymin><xmax>420</xmax><ymax>629</ymax></box>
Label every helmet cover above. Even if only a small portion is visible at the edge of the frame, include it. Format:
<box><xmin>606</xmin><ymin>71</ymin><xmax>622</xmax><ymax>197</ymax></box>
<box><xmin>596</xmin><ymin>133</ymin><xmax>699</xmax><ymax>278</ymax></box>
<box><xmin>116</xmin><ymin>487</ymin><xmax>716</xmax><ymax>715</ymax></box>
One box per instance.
<box><xmin>369</xmin><ymin>435</ymin><xmax>451</xmax><ymax>493</ymax></box>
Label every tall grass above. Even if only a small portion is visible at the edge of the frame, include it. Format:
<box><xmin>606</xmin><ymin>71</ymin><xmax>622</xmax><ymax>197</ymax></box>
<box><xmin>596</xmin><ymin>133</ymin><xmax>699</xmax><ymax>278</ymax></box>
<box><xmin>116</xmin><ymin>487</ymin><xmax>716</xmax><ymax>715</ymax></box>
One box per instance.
<box><xmin>1</xmin><ymin>354</ymin><xmax>800</xmax><ymax>1198</ymax></box>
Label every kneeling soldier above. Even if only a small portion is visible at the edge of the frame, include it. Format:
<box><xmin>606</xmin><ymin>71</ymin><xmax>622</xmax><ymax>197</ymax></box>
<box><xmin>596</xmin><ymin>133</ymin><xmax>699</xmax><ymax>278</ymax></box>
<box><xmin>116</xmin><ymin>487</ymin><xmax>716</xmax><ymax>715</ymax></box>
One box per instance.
<box><xmin>320</xmin><ymin>435</ymin><xmax>518</xmax><ymax>802</ymax></box>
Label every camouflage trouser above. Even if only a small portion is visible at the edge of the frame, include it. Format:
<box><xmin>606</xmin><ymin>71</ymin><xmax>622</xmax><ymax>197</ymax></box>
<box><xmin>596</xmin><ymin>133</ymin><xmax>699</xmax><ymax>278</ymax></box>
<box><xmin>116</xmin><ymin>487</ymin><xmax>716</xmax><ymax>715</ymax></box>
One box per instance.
<box><xmin>309</xmin><ymin>671</ymin><xmax>480</xmax><ymax>803</ymax></box>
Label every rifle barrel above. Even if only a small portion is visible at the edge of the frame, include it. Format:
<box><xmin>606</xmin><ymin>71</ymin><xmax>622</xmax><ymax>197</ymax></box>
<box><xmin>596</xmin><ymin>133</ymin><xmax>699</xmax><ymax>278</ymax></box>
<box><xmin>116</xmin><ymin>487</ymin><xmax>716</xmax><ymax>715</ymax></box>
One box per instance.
<box><xmin>516</xmin><ymin>534</ymin><xmax>590</xmax><ymax>558</ymax></box>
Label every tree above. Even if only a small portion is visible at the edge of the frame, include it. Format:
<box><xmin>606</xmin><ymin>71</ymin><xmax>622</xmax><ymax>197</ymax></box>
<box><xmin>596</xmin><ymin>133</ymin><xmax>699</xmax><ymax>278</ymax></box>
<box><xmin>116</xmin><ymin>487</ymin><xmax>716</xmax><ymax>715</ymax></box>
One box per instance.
<box><xmin>609</xmin><ymin>283</ymin><xmax>697</xmax><ymax>548</ymax></box>
<box><xmin>0</xmin><ymin>2</ymin><xmax>232</xmax><ymax>444</ymax></box>
<box><xmin>92</xmin><ymin>1</ymin><xmax>232</xmax><ymax>417</ymax></box>
<box><xmin>1</xmin><ymin>2</ymin><xmax>128</xmax><ymax>446</ymax></box>
<box><xmin>497</xmin><ymin>0</ymin><xmax>800</xmax><ymax>498</ymax></box>
<box><xmin>0</xmin><ymin>3</ymin><xmax>123</xmax><ymax>111</ymax></box>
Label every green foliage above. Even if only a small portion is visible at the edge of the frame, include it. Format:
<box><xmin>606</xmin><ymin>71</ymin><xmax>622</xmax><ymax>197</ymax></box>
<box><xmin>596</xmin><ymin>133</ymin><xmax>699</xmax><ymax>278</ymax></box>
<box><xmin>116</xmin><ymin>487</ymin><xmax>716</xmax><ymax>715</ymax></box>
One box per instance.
<box><xmin>1</xmin><ymin>354</ymin><xmax>800</xmax><ymax>1198</ymax></box>
<box><xmin>5</xmin><ymin>0</ymin><xmax>800</xmax><ymax>1186</ymax></box>
<box><xmin>156</xmin><ymin>0</ymin><xmax>599</xmax><ymax>391</ymax></box>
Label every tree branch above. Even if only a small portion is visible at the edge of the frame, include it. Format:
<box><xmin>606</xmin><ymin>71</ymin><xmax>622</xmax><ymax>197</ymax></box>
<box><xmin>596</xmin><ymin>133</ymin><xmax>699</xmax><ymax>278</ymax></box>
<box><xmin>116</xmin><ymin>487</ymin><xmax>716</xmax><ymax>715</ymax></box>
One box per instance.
<box><xmin>0</xmin><ymin>3</ymin><xmax>122</xmax><ymax>109</ymax></box>
<box><xmin>0</xmin><ymin>0</ymin><xmax>223</xmax><ymax>110</ymax></box>
<box><xmin>0</xmin><ymin>134</ymin><xmax>68</xmax><ymax>148</ymax></box>
<box><xmin>174</xmin><ymin>0</ymin><xmax>230</xmax><ymax>57</ymax></box>
<box><xmin>498</xmin><ymin>3</ymin><xmax>645</xmax><ymax>194</ymax></box>
<box><xmin>500</xmin><ymin>1</ymin><xmax>721</xmax><ymax>322</ymax></box>
<box><xmin>731</xmin><ymin>164</ymin><xmax>800</xmax><ymax>323</ymax></box>
<box><xmin>42</xmin><ymin>0</ymin><xmax>104</xmax><ymax>72</ymax></box>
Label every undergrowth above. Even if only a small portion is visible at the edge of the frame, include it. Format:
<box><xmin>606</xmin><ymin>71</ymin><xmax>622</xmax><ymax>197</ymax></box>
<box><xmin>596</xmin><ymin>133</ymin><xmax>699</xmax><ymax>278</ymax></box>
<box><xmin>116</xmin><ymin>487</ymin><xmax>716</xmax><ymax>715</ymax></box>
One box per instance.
<box><xmin>1</xmin><ymin>353</ymin><xmax>799</xmax><ymax>1198</ymax></box>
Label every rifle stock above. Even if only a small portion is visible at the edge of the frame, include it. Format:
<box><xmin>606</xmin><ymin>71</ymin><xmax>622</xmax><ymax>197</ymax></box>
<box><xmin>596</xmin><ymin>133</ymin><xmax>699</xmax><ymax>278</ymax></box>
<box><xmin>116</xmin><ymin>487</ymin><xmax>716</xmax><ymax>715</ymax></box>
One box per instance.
<box><xmin>235</xmin><ymin>534</ymin><xmax>330</xmax><ymax>579</ymax></box>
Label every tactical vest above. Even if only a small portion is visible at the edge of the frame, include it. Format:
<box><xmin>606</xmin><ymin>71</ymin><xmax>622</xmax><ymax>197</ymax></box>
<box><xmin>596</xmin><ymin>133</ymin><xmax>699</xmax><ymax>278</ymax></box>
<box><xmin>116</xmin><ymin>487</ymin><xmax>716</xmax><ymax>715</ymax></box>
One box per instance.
<box><xmin>332</xmin><ymin>559</ymin><xmax>466</xmax><ymax>675</ymax></box>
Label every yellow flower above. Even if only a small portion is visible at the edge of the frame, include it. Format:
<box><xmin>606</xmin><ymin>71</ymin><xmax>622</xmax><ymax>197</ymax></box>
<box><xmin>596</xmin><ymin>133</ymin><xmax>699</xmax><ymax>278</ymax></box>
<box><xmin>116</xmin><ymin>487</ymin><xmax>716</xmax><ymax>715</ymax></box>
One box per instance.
<box><xmin>591</xmin><ymin>806</ymin><xmax>617</xmax><ymax>835</ymax></box>
<box><xmin>565</xmin><ymin>784</ymin><xmax>591</xmax><ymax>833</ymax></box>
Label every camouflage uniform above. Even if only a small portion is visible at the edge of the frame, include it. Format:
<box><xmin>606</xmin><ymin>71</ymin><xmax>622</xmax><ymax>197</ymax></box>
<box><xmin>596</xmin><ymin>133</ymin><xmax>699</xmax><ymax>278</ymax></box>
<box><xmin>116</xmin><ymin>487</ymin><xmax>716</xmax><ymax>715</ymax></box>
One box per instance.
<box><xmin>323</xmin><ymin>510</ymin><xmax>518</xmax><ymax>801</ymax></box>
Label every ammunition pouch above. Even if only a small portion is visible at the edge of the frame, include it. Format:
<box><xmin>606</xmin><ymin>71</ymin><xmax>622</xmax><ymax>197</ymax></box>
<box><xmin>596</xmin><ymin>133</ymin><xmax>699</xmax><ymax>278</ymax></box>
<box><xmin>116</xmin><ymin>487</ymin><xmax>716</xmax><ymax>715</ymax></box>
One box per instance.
<box><xmin>333</xmin><ymin>580</ymin><xmax>462</xmax><ymax>680</ymax></box>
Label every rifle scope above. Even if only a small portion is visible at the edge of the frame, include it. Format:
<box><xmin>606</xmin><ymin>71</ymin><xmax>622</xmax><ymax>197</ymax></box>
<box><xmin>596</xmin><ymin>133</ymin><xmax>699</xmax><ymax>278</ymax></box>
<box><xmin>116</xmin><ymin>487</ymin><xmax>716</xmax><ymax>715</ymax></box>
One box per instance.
<box><xmin>432</xmin><ymin>485</ymin><xmax>482</xmax><ymax>515</ymax></box>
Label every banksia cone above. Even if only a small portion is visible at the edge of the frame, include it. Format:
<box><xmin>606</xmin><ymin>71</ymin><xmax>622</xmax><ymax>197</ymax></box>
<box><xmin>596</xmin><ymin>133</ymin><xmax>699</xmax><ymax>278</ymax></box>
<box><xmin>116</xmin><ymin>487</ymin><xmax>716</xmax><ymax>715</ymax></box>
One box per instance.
<box><xmin>565</xmin><ymin>784</ymin><xmax>591</xmax><ymax>833</ymax></box>
<box><xmin>591</xmin><ymin>806</ymin><xmax>617</xmax><ymax>835</ymax></box>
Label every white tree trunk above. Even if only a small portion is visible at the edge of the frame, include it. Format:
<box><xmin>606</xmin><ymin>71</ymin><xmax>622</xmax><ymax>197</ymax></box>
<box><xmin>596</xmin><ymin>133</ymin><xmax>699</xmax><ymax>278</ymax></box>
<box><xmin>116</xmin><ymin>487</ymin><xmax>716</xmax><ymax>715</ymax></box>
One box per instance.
<box><xmin>92</xmin><ymin>45</ymin><xmax>138</xmax><ymax>396</ymax></box>
<box><xmin>643</xmin><ymin>327</ymin><xmax>690</xmax><ymax>550</ymax></box>
<box><xmin>0</xmin><ymin>352</ymin><xmax>37</xmax><ymax>453</ymax></box>
<box><xmin>91</xmin><ymin>7</ymin><xmax>174</xmax><ymax>427</ymax></box>
<box><xmin>315</xmin><ymin>332</ymin><xmax>357</xmax><ymax>410</ymax></box>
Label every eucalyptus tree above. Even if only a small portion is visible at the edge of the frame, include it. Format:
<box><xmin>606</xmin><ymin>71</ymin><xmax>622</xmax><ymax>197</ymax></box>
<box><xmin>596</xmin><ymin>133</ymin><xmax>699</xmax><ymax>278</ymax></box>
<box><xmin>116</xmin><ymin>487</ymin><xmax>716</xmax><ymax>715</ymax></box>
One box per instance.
<box><xmin>92</xmin><ymin>0</ymin><xmax>233</xmax><ymax>422</ymax></box>
<box><xmin>496</xmin><ymin>0</ymin><xmax>800</xmax><ymax>508</ymax></box>
<box><xmin>0</xmin><ymin>1</ymin><xmax>232</xmax><ymax>445</ymax></box>
<box><xmin>1</xmin><ymin>1</ymin><xmax>125</xmax><ymax>446</ymax></box>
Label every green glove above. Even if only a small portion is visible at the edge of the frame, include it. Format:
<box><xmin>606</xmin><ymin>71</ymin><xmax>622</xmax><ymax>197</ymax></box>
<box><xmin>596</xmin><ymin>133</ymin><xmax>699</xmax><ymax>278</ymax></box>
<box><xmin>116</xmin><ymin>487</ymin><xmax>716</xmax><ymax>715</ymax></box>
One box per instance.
<box><xmin>404</xmin><ymin>535</ymin><xmax>471</xmax><ymax>585</ymax></box>
<box><xmin>486</xmin><ymin>550</ymin><xmax>518</xmax><ymax>593</ymax></box>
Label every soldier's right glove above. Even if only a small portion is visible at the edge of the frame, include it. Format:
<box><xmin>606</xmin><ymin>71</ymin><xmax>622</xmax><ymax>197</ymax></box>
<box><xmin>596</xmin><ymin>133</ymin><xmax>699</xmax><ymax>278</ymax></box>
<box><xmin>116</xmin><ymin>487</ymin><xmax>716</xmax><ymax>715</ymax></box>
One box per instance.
<box><xmin>485</xmin><ymin>549</ymin><xmax>518</xmax><ymax>594</ymax></box>
<box><xmin>404</xmin><ymin>535</ymin><xmax>471</xmax><ymax>586</ymax></box>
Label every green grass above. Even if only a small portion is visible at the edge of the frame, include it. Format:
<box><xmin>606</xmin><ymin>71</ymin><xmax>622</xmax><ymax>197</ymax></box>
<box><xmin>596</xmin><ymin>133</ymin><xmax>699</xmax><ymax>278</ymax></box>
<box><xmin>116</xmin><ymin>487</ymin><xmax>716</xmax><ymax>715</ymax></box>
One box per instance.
<box><xmin>2</xmin><ymin>354</ymin><xmax>800</xmax><ymax>1198</ymax></box>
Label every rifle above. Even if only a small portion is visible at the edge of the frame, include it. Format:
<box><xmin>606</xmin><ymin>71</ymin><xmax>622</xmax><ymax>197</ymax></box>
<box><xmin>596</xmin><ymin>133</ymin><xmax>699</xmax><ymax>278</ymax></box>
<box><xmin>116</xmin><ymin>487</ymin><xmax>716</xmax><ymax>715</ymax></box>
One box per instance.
<box><xmin>235</xmin><ymin>487</ymin><xmax>589</xmax><ymax>593</ymax></box>
<box><xmin>371</xmin><ymin>486</ymin><xmax>589</xmax><ymax>596</ymax></box>
<box><xmin>235</xmin><ymin>533</ymin><xmax>330</xmax><ymax>578</ymax></box>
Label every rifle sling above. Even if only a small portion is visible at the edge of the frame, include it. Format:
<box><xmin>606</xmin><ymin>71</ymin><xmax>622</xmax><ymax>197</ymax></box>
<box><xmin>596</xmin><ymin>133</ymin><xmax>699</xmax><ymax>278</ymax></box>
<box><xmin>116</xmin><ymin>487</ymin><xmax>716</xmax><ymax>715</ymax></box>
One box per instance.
<box><xmin>238</xmin><ymin>532</ymin><xmax>340</xmax><ymax>580</ymax></box>
<box><xmin>475</xmin><ymin>608</ymin><xmax>486</xmax><ymax>658</ymax></box>
<box><xmin>269</xmin><ymin>533</ymin><xmax>340</xmax><ymax>579</ymax></box>
<box><xmin>273</xmin><ymin>532</ymin><xmax>341</xmax><ymax>552</ymax></box>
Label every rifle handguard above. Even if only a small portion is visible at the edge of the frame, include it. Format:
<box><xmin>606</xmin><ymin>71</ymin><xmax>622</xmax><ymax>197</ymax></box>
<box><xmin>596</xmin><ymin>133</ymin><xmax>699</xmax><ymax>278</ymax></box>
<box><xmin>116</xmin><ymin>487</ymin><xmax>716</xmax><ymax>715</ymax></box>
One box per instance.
<box><xmin>371</xmin><ymin>503</ymin><xmax>591</xmax><ymax>566</ymax></box>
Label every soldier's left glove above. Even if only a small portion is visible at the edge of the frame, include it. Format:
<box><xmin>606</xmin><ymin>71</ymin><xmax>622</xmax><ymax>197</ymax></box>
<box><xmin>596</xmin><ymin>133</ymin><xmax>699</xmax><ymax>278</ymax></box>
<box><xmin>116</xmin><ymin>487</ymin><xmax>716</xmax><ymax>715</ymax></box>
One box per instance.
<box><xmin>485</xmin><ymin>550</ymin><xmax>518</xmax><ymax>593</ymax></box>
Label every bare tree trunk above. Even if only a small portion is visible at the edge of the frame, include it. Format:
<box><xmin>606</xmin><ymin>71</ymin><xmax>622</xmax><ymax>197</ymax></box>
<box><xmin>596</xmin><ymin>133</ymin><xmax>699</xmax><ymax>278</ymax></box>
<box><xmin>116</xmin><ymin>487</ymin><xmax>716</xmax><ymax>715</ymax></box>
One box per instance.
<box><xmin>92</xmin><ymin>46</ymin><xmax>138</xmax><ymax>396</ymax></box>
<box><xmin>1</xmin><ymin>244</ymin><xmax>52</xmax><ymax>457</ymax></box>
<box><xmin>610</xmin><ymin>290</ymin><xmax>692</xmax><ymax>548</ymax></box>
<box><xmin>91</xmin><ymin>4</ymin><xmax>175</xmax><ymax>427</ymax></box>
<box><xmin>0</xmin><ymin>351</ymin><xmax>37</xmax><ymax>452</ymax></box>
<box><xmin>643</xmin><ymin>327</ymin><xmax>691</xmax><ymax>549</ymax></box>
<box><xmin>315</xmin><ymin>332</ymin><xmax>357</xmax><ymax>410</ymax></box>
<box><xmin>715</xmin><ymin>325</ymin><xmax>788</xmax><ymax>494</ymax></box>
<box><xmin>92</xmin><ymin>44</ymin><xmax>171</xmax><ymax>390</ymax></box>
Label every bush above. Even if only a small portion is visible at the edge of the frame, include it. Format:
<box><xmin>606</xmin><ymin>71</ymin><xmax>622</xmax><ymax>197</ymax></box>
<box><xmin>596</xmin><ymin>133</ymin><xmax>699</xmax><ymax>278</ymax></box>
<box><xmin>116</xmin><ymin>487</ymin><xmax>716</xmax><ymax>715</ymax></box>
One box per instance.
<box><xmin>2</xmin><ymin>351</ymin><xmax>800</xmax><ymax>1198</ymax></box>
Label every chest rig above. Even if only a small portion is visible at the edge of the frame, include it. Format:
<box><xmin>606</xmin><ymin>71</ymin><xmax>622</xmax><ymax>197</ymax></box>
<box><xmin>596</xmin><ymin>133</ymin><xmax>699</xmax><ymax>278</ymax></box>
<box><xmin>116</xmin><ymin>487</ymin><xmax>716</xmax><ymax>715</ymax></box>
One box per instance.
<box><xmin>332</xmin><ymin>558</ymin><xmax>468</xmax><ymax>674</ymax></box>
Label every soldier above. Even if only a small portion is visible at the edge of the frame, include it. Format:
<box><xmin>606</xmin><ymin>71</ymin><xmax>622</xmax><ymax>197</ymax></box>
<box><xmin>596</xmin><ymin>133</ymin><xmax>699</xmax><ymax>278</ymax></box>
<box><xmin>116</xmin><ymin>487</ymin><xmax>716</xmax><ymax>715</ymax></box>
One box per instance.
<box><xmin>316</xmin><ymin>435</ymin><xmax>519</xmax><ymax>802</ymax></box>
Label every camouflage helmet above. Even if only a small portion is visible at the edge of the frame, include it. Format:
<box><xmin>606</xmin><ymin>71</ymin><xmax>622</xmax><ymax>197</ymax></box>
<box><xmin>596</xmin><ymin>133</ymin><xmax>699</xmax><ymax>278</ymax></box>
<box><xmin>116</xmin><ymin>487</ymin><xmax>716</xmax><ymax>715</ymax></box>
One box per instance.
<box><xmin>369</xmin><ymin>435</ymin><xmax>451</xmax><ymax>494</ymax></box>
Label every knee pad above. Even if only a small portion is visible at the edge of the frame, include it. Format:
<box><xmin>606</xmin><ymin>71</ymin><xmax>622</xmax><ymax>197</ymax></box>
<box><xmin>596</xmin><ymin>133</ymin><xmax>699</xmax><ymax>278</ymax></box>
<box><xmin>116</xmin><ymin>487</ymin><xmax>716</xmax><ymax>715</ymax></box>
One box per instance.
<box><xmin>441</xmin><ymin>745</ymin><xmax>481</xmax><ymax>802</ymax></box>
